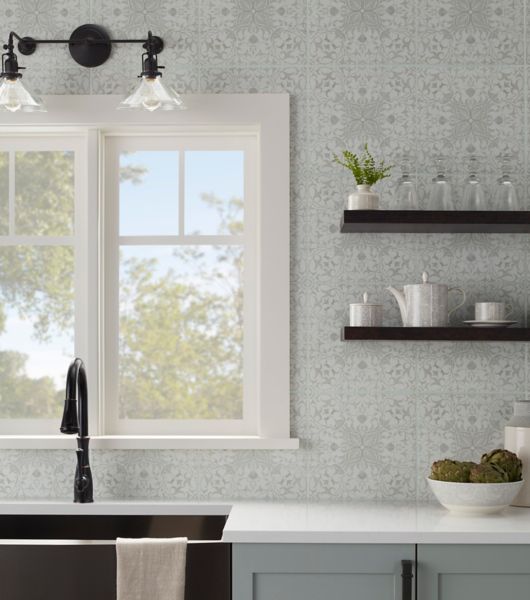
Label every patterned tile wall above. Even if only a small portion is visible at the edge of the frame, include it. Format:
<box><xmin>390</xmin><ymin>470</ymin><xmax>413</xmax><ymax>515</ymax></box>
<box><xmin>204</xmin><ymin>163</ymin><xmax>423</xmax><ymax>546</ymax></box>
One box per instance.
<box><xmin>0</xmin><ymin>0</ymin><xmax>527</xmax><ymax>502</ymax></box>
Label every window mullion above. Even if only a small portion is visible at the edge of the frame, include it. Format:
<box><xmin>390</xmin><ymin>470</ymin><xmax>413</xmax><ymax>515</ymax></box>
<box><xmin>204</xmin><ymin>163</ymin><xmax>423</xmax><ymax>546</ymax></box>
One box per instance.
<box><xmin>118</xmin><ymin>235</ymin><xmax>244</xmax><ymax>246</ymax></box>
<box><xmin>0</xmin><ymin>236</ymin><xmax>75</xmax><ymax>246</ymax></box>
<box><xmin>102</xmin><ymin>135</ymin><xmax>121</xmax><ymax>435</ymax></box>
<box><xmin>8</xmin><ymin>150</ymin><xmax>14</xmax><ymax>236</ymax></box>
<box><xmin>178</xmin><ymin>148</ymin><xmax>185</xmax><ymax>236</ymax></box>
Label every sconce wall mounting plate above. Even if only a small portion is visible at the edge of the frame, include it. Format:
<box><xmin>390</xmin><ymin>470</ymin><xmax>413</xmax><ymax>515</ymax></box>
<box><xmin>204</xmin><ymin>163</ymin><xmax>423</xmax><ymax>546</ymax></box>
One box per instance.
<box><xmin>68</xmin><ymin>24</ymin><xmax>111</xmax><ymax>68</ymax></box>
<box><xmin>17</xmin><ymin>37</ymin><xmax>36</xmax><ymax>56</ymax></box>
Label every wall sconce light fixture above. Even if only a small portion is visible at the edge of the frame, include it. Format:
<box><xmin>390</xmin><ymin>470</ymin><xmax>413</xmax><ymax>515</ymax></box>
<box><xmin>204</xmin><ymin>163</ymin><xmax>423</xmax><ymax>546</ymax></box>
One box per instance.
<box><xmin>0</xmin><ymin>24</ymin><xmax>185</xmax><ymax>113</ymax></box>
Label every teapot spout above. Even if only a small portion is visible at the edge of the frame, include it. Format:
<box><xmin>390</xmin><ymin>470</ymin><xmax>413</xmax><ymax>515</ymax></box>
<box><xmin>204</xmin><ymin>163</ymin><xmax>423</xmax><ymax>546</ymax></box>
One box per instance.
<box><xmin>387</xmin><ymin>286</ymin><xmax>407</xmax><ymax>326</ymax></box>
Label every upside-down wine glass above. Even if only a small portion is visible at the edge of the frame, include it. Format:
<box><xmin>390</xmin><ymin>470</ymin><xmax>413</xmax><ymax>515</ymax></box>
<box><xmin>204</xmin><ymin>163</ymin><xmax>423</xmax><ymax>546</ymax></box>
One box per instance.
<box><xmin>462</xmin><ymin>155</ymin><xmax>487</xmax><ymax>210</ymax></box>
<box><xmin>394</xmin><ymin>154</ymin><xmax>419</xmax><ymax>210</ymax></box>
<box><xmin>428</xmin><ymin>156</ymin><xmax>453</xmax><ymax>210</ymax></box>
<box><xmin>493</xmin><ymin>154</ymin><xmax>519</xmax><ymax>210</ymax></box>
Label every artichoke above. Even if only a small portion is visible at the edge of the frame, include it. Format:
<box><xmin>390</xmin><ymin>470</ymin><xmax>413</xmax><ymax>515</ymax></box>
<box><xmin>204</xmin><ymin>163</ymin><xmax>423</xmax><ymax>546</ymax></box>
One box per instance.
<box><xmin>481</xmin><ymin>448</ymin><xmax>522</xmax><ymax>482</ymax></box>
<box><xmin>469</xmin><ymin>463</ymin><xmax>509</xmax><ymax>483</ymax></box>
<box><xmin>430</xmin><ymin>459</ymin><xmax>476</xmax><ymax>482</ymax></box>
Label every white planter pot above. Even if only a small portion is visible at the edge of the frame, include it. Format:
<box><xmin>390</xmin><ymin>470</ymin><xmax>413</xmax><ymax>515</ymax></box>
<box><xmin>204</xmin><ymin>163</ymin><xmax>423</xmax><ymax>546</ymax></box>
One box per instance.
<box><xmin>347</xmin><ymin>184</ymin><xmax>379</xmax><ymax>210</ymax></box>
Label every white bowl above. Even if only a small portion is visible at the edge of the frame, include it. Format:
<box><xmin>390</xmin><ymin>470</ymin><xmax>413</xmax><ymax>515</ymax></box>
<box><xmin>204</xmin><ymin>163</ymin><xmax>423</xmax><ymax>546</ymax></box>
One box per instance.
<box><xmin>427</xmin><ymin>477</ymin><xmax>525</xmax><ymax>515</ymax></box>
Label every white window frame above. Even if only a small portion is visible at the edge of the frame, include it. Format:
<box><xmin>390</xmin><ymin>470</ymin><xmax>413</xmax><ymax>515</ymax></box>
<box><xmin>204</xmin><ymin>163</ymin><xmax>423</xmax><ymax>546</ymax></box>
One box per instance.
<box><xmin>0</xmin><ymin>94</ymin><xmax>297</xmax><ymax>450</ymax></box>
<box><xmin>104</xmin><ymin>133</ymin><xmax>258</xmax><ymax>436</ymax></box>
<box><xmin>0</xmin><ymin>133</ymin><xmax>91</xmax><ymax>435</ymax></box>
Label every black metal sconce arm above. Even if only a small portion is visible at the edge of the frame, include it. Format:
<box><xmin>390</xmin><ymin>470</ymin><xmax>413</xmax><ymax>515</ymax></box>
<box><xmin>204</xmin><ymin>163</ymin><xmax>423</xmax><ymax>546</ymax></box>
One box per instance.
<box><xmin>2</xmin><ymin>25</ymin><xmax>164</xmax><ymax>71</ymax></box>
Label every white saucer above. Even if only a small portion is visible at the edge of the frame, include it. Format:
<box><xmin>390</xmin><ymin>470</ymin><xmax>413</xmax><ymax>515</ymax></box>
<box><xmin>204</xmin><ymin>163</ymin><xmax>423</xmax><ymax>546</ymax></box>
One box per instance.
<box><xmin>463</xmin><ymin>320</ymin><xmax>518</xmax><ymax>328</ymax></box>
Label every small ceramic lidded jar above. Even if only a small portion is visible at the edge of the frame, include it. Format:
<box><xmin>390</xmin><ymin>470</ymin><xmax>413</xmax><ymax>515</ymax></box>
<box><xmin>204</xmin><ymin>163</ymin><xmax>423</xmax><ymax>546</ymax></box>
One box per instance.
<box><xmin>350</xmin><ymin>293</ymin><xmax>383</xmax><ymax>327</ymax></box>
<box><xmin>505</xmin><ymin>401</ymin><xmax>530</xmax><ymax>507</ymax></box>
<box><xmin>348</xmin><ymin>185</ymin><xmax>379</xmax><ymax>210</ymax></box>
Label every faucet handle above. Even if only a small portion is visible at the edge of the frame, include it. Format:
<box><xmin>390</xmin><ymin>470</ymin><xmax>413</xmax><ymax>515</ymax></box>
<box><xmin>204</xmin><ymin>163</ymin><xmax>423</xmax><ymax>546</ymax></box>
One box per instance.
<box><xmin>75</xmin><ymin>448</ymin><xmax>84</xmax><ymax>472</ymax></box>
<box><xmin>75</xmin><ymin>449</ymin><xmax>89</xmax><ymax>493</ymax></box>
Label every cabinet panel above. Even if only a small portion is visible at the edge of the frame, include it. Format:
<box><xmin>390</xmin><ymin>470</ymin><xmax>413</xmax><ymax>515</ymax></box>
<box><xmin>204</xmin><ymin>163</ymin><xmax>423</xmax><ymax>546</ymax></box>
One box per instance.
<box><xmin>233</xmin><ymin>544</ymin><xmax>415</xmax><ymax>600</ymax></box>
<box><xmin>255</xmin><ymin>572</ymin><xmax>395</xmax><ymax>600</ymax></box>
<box><xmin>418</xmin><ymin>545</ymin><xmax>530</xmax><ymax>600</ymax></box>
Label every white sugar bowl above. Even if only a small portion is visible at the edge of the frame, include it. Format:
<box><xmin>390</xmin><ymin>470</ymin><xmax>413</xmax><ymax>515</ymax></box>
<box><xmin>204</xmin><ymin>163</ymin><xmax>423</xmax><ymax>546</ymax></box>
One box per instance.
<box><xmin>350</xmin><ymin>293</ymin><xmax>383</xmax><ymax>327</ymax></box>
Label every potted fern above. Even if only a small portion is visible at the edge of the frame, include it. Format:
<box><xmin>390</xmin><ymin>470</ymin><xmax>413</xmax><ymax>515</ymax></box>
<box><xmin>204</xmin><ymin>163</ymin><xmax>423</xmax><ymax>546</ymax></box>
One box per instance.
<box><xmin>333</xmin><ymin>144</ymin><xmax>392</xmax><ymax>210</ymax></box>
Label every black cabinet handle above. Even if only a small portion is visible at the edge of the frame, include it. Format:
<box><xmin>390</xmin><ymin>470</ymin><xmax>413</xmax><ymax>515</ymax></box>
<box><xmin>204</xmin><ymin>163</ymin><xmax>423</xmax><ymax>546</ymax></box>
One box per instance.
<box><xmin>401</xmin><ymin>560</ymin><xmax>414</xmax><ymax>600</ymax></box>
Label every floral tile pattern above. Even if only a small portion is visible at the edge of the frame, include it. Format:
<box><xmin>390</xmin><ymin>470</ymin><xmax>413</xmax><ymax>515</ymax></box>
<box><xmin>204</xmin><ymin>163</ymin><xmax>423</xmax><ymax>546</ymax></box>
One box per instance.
<box><xmin>415</xmin><ymin>66</ymin><xmax>525</xmax><ymax>210</ymax></box>
<box><xmin>416</xmin><ymin>393</ymin><xmax>513</xmax><ymax>499</ymax></box>
<box><xmin>308</xmin><ymin>0</ymin><xmax>416</xmax><ymax>64</ymax></box>
<box><xmin>417</xmin><ymin>0</ymin><xmax>524</xmax><ymax>64</ymax></box>
<box><xmin>0</xmin><ymin>0</ymin><xmax>528</xmax><ymax>503</ymax></box>
<box><xmin>199</xmin><ymin>0</ymin><xmax>307</xmax><ymax>65</ymax></box>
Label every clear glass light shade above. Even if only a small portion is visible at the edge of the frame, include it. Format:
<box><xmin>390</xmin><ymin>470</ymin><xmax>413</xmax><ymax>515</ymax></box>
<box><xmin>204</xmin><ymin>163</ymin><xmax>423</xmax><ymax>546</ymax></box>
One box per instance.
<box><xmin>118</xmin><ymin>76</ymin><xmax>186</xmax><ymax>112</ymax></box>
<box><xmin>0</xmin><ymin>77</ymin><xmax>46</xmax><ymax>113</ymax></box>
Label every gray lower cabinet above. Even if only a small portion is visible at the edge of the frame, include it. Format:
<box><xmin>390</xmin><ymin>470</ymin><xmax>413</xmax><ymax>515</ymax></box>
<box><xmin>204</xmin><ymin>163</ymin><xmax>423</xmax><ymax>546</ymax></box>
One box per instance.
<box><xmin>233</xmin><ymin>544</ymin><xmax>415</xmax><ymax>600</ymax></box>
<box><xmin>417</xmin><ymin>544</ymin><xmax>530</xmax><ymax>600</ymax></box>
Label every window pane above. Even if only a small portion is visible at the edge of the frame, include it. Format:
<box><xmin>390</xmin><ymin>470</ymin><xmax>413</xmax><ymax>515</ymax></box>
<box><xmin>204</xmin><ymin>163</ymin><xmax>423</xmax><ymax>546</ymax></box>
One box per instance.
<box><xmin>15</xmin><ymin>151</ymin><xmax>74</xmax><ymax>236</ymax></box>
<box><xmin>185</xmin><ymin>151</ymin><xmax>244</xmax><ymax>235</ymax></box>
<box><xmin>0</xmin><ymin>152</ymin><xmax>7</xmax><ymax>235</ymax></box>
<box><xmin>120</xmin><ymin>151</ymin><xmax>179</xmax><ymax>235</ymax></box>
<box><xmin>119</xmin><ymin>244</ymin><xmax>244</xmax><ymax>420</ymax></box>
<box><xmin>0</xmin><ymin>246</ymin><xmax>74</xmax><ymax>418</ymax></box>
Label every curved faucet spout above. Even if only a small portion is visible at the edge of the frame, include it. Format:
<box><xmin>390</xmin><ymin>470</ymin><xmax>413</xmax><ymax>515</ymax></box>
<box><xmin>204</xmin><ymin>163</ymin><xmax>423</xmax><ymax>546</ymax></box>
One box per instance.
<box><xmin>63</xmin><ymin>358</ymin><xmax>88</xmax><ymax>437</ymax></box>
<box><xmin>60</xmin><ymin>357</ymin><xmax>93</xmax><ymax>503</ymax></box>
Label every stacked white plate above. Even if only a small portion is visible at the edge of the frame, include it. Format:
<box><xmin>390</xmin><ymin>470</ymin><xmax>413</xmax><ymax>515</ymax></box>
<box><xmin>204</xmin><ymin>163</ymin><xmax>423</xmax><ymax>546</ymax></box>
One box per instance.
<box><xmin>463</xmin><ymin>320</ymin><xmax>517</xmax><ymax>328</ymax></box>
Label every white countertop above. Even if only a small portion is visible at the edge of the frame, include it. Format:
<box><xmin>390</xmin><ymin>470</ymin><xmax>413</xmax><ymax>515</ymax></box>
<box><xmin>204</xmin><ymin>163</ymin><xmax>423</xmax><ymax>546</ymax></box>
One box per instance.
<box><xmin>222</xmin><ymin>501</ymin><xmax>530</xmax><ymax>544</ymax></box>
<box><xmin>1</xmin><ymin>500</ymin><xmax>530</xmax><ymax>544</ymax></box>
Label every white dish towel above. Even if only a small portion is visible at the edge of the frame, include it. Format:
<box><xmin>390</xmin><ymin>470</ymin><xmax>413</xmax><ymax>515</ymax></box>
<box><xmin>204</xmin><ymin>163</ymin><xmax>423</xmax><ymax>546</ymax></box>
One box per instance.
<box><xmin>116</xmin><ymin>537</ymin><xmax>188</xmax><ymax>600</ymax></box>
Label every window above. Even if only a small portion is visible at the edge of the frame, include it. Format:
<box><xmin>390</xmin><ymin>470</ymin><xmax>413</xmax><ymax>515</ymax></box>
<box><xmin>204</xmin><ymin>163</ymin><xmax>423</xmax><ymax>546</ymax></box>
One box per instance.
<box><xmin>0</xmin><ymin>95</ymin><xmax>295</xmax><ymax>449</ymax></box>
<box><xmin>0</xmin><ymin>135</ymin><xmax>88</xmax><ymax>435</ymax></box>
<box><xmin>104</xmin><ymin>134</ymin><xmax>257</xmax><ymax>435</ymax></box>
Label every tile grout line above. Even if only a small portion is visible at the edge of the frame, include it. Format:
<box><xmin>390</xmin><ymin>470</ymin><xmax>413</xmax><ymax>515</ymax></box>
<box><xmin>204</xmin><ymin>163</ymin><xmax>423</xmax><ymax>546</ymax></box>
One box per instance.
<box><xmin>88</xmin><ymin>0</ymin><xmax>93</xmax><ymax>94</ymax></box>
<box><xmin>190</xmin><ymin>62</ymin><xmax>528</xmax><ymax>71</ymax></box>
<box><xmin>304</xmin><ymin>0</ymin><xmax>310</xmax><ymax>503</ymax></box>
<box><xmin>413</xmin><ymin>0</ymin><xmax>420</xmax><ymax>504</ymax></box>
<box><xmin>197</xmin><ymin>0</ymin><xmax>203</xmax><ymax>92</ymax></box>
<box><xmin>523</xmin><ymin>0</ymin><xmax>529</xmax><ymax>400</ymax></box>
<box><xmin>205</xmin><ymin>62</ymin><xmax>527</xmax><ymax>68</ymax></box>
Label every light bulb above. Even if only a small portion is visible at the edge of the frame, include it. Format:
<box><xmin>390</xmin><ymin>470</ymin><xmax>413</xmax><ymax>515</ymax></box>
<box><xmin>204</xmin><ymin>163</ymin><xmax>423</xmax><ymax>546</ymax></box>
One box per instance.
<box><xmin>3</xmin><ymin>79</ymin><xmax>21</xmax><ymax>112</ymax></box>
<box><xmin>0</xmin><ymin>77</ymin><xmax>46</xmax><ymax>113</ymax></box>
<box><xmin>141</xmin><ymin>78</ymin><xmax>162</xmax><ymax>111</ymax></box>
<box><xmin>1</xmin><ymin>79</ymin><xmax>22</xmax><ymax>112</ymax></box>
<box><xmin>118</xmin><ymin>75</ymin><xmax>185</xmax><ymax>112</ymax></box>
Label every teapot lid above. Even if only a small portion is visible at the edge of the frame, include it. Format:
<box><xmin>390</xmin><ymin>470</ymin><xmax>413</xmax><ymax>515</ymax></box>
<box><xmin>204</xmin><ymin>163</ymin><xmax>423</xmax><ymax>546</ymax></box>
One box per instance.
<box><xmin>350</xmin><ymin>292</ymin><xmax>381</xmax><ymax>307</ymax></box>
<box><xmin>404</xmin><ymin>271</ymin><xmax>445</xmax><ymax>289</ymax></box>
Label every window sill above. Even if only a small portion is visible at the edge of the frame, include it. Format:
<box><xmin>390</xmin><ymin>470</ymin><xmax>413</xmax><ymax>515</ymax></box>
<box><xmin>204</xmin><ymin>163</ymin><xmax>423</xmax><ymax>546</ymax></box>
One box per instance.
<box><xmin>0</xmin><ymin>435</ymin><xmax>300</xmax><ymax>450</ymax></box>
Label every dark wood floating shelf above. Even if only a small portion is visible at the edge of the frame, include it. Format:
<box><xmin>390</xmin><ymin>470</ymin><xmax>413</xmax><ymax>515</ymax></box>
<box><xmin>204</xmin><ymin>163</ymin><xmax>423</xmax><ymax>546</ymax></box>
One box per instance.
<box><xmin>340</xmin><ymin>210</ymin><xmax>530</xmax><ymax>233</ymax></box>
<box><xmin>342</xmin><ymin>326</ymin><xmax>530</xmax><ymax>342</ymax></box>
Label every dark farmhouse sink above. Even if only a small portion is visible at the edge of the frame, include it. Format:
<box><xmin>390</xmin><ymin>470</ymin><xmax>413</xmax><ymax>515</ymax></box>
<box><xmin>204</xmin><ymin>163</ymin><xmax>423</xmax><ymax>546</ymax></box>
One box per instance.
<box><xmin>0</xmin><ymin>514</ymin><xmax>230</xmax><ymax>600</ymax></box>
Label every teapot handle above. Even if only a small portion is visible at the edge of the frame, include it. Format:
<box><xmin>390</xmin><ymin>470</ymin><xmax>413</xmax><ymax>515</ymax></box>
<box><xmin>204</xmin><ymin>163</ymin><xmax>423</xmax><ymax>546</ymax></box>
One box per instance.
<box><xmin>448</xmin><ymin>287</ymin><xmax>466</xmax><ymax>317</ymax></box>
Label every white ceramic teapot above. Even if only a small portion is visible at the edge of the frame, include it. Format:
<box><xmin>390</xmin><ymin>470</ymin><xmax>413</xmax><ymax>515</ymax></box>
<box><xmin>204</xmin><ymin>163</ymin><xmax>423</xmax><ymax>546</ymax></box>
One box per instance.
<box><xmin>387</xmin><ymin>271</ymin><xmax>466</xmax><ymax>327</ymax></box>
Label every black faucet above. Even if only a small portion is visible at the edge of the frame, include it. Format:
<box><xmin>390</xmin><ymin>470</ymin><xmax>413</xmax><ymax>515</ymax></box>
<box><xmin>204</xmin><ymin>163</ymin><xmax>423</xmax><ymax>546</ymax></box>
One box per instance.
<box><xmin>60</xmin><ymin>358</ymin><xmax>93</xmax><ymax>503</ymax></box>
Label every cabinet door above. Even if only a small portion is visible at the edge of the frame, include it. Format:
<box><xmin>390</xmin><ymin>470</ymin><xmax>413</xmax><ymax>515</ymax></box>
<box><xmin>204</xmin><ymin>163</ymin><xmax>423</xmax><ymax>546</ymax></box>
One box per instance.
<box><xmin>233</xmin><ymin>544</ymin><xmax>415</xmax><ymax>600</ymax></box>
<box><xmin>418</xmin><ymin>544</ymin><xmax>530</xmax><ymax>600</ymax></box>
